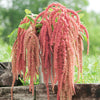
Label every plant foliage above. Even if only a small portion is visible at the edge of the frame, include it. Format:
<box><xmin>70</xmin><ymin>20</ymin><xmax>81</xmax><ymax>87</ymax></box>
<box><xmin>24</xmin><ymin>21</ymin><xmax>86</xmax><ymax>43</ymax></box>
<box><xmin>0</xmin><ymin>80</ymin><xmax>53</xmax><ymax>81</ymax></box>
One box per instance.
<box><xmin>11</xmin><ymin>3</ymin><xmax>89</xmax><ymax>100</ymax></box>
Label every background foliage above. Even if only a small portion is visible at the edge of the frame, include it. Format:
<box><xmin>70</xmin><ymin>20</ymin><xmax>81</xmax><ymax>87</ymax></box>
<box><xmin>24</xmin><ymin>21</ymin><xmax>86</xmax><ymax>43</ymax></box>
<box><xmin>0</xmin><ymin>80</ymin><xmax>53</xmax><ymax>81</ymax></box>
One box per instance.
<box><xmin>0</xmin><ymin>0</ymin><xmax>100</xmax><ymax>83</ymax></box>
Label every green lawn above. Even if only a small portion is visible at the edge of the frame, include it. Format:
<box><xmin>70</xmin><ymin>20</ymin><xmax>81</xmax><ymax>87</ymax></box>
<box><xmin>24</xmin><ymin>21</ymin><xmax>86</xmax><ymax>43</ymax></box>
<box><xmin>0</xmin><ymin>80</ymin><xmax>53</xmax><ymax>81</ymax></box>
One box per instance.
<box><xmin>75</xmin><ymin>55</ymin><xmax>100</xmax><ymax>83</ymax></box>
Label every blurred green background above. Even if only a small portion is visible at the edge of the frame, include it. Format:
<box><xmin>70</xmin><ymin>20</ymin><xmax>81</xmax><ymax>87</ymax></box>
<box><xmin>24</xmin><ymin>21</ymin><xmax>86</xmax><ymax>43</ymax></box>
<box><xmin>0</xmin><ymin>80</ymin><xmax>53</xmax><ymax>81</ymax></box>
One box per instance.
<box><xmin>0</xmin><ymin>0</ymin><xmax>100</xmax><ymax>83</ymax></box>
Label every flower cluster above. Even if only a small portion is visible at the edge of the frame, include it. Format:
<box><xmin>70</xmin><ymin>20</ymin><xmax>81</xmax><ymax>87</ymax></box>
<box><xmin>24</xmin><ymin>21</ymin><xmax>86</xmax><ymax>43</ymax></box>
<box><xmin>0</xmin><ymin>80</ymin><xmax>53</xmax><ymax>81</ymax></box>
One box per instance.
<box><xmin>11</xmin><ymin>3</ymin><xmax>89</xmax><ymax>100</ymax></box>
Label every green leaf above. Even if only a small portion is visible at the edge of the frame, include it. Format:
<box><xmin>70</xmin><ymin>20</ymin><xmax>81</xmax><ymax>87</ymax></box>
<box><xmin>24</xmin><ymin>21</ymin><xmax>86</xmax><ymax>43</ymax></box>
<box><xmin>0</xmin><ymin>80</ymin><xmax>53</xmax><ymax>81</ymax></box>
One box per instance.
<box><xmin>51</xmin><ymin>25</ymin><xmax>54</xmax><ymax>31</ymax></box>
<box><xmin>37</xmin><ymin>29</ymin><xmax>41</xmax><ymax>33</ymax></box>
<box><xmin>8</xmin><ymin>28</ymin><xmax>18</xmax><ymax>38</ymax></box>
<box><xmin>49</xmin><ymin>8</ymin><xmax>54</xmax><ymax>12</ymax></box>
<box><xmin>37</xmin><ymin>17</ymin><xmax>42</xmax><ymax>22</ymax></box>
<box><xmin>19</xmin><ymin>22</ymin><xmax>30</xmax><ymax>30</ymax></box>
<box><xmin>82</xmin><ymin>33</ymin><xmax>87</xmax><ymax>41</ymax></box>
<box><xmin>26</xmin><ymin>15</ymin><xmax>34</xmax><ymax>23</ymax></box>
<box><xmin>55</xmin><ymin>17</ymin><xmax>58</xmax><ymax>22</ymax></box>
<box><xmin>25</xmin><ymin>9</ymin><xmax>32</xmax><ymax>15</ymax></box>
<box><xmin>8</xmin><ymin>28</ymin><xmax>18</xmax><ymax>45</ymax></box>
<box><xmin>35</xmin><ymin>23</ymin><xmax>42</xmax><ymax>28</ymax></box>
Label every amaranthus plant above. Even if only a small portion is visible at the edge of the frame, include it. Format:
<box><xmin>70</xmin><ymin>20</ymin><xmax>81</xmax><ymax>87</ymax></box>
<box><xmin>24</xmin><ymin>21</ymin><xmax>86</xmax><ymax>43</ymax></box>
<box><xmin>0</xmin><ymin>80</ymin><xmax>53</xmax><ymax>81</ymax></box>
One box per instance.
<box><xmin>11</xmin><ymin>3</ymin><xmax>89</xmax><ymax>100</ymax></box>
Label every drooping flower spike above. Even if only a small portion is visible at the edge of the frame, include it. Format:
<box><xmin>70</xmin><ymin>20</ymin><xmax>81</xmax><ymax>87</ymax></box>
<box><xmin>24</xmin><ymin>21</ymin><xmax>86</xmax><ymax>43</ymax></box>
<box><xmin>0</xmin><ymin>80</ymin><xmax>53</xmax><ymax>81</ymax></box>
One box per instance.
<box><xmin>11</xmin><ymin>3</ymin><xmax>89</xmax><ymax>100</ymax></box>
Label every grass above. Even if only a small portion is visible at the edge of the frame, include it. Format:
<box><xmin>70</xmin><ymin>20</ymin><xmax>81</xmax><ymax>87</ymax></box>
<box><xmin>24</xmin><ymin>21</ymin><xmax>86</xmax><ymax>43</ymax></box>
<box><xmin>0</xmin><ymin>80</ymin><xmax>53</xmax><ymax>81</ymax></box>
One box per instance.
<box><xmin>0</xmin><ymin>38</ymin><xmax>12</xmax><ymax>62</ymax></box>
<box><xmin>0</xmin><ymin>40</ymin><xmax>100</xmax><ymax>84</ymax></box>
<box><xmin>75</xmin><ymin>55</ymin><xmax>100</xmax><ymax>83</ymax></box>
